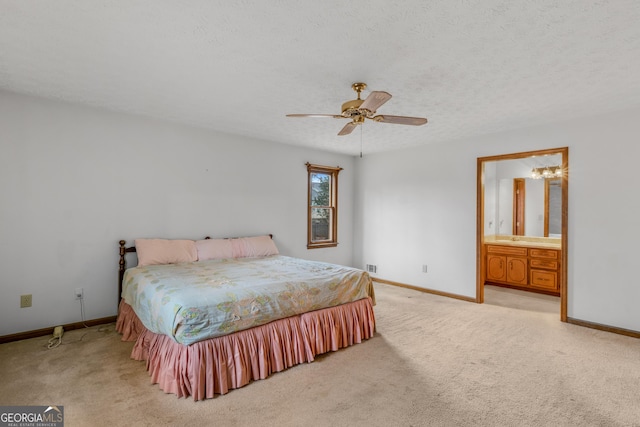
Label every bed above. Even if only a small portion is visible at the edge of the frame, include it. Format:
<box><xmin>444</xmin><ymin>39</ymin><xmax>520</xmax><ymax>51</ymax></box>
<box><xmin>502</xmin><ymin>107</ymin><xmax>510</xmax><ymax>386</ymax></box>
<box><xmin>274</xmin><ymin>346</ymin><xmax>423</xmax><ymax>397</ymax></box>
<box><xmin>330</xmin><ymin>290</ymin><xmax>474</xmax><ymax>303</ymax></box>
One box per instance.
<box><xmin>115</xmin><ymin>235</ymin><xmax>376</xmax><ymax>400</ymax></box>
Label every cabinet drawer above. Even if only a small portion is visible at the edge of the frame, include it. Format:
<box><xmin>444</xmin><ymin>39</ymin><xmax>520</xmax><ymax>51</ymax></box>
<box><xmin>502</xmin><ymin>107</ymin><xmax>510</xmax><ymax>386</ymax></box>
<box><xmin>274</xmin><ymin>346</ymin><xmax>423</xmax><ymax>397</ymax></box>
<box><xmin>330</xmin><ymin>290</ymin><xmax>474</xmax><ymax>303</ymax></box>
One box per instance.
<box><xmin>529</xmin><ymin>249</ymin><xmax>558</xmax><ymax>259</ymax></box>
<box><xmin>530</xmin><ymin>259</ymin><xmax>558</xmax><ymax>270</ymax></box>
<box><xmin>530</xmin><ymin>270</ymin><xmax>558</xmax><ymax>290</ymax></box>
<box><xmin>486</xmin><ymin>245</ymin><xmax>528</xmax><ymax>256</ymax></box>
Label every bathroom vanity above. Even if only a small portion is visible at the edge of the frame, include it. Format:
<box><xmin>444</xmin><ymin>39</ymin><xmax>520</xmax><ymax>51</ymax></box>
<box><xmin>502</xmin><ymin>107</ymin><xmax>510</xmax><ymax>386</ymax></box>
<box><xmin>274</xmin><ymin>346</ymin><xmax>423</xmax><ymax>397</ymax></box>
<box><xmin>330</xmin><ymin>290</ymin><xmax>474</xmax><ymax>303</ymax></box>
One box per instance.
<box><xmin>484</xmin><ymin>236</ymin><xmax>561</xmax><ymax>295</ymax></box>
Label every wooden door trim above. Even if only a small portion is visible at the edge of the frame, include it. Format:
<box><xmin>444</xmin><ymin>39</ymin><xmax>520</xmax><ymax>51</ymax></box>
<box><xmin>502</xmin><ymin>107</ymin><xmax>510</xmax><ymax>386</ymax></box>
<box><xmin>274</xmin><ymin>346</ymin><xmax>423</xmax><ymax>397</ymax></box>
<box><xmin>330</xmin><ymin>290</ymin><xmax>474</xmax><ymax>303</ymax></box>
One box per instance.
<box><xmin>544</xmin><ymin>178</ymin><xmax>550</xmax><ymax>237</ymax></box>
<box><xmin>513</xmin><ymin>178</ymin><xmax>526</xmax><ymax>235</ymax></box>
<box><xmin>476</xmin><ymin>147</ymin><xmax>568</xmax><ymax>322</ymax></box>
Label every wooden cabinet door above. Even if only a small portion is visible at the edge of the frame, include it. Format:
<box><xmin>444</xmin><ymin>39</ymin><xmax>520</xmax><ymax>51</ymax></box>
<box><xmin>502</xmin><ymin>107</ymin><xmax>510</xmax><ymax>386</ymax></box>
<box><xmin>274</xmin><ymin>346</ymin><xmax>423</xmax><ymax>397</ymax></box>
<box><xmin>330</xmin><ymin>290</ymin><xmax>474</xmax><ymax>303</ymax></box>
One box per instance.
<box><xmin>506</xmin><ymin>257</ymin><xmax>527</xmax><ymax>285</ymax></box>
<box><xmin>487</xmin><ymin>254</ymin><xmax>506</xmax><ymax>282</ymax></box>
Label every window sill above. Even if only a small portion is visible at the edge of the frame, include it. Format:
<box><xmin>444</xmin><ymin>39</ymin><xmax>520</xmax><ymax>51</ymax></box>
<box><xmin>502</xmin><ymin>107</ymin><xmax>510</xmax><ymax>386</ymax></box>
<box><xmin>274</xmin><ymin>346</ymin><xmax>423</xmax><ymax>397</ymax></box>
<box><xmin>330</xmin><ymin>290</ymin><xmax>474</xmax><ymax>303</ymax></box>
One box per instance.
<box><xmin>307</xmin><ymin>242</ymin><xmax>338</xmax><ymax>249</ymax></box>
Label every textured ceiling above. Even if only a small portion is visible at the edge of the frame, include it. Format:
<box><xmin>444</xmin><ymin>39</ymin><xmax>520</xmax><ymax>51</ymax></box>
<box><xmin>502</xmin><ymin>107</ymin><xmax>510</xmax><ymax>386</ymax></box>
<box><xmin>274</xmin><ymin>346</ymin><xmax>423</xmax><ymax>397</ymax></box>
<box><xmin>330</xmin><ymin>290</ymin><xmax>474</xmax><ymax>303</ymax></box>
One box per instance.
<box><xmin>1</xmin><ymin>1</ymin><xmax>640</xmax><ymax>155</ymax></box>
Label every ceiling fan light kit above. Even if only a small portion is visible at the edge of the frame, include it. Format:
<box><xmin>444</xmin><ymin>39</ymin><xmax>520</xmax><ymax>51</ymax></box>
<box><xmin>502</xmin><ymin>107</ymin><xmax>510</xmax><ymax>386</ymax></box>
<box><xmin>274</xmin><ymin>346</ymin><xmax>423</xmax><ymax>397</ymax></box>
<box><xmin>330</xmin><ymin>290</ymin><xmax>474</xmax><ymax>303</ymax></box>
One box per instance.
<box><xmin>287</xmin><ymin>82</ymin><xmax>428</xmax><ymax>136</ymax></box>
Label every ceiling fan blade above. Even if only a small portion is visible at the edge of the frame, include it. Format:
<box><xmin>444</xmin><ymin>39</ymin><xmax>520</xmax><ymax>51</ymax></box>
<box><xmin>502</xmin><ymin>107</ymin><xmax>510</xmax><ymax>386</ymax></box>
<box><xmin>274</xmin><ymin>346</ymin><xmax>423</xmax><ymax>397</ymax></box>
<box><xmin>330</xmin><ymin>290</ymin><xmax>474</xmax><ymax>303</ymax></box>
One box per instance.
<box><xmin>373</xmin><ymin>115</ymin><xmax>428</xmax><ymax>125</ymax></box>
<box><xmin>286</xmin><ymin>114</ymin><xmax>343</xmax><ymax>118</ymax></box>
<box><xmin>359</xmin><ymin>91</ymin><xmax>392</xmax><ymax>112</ymax></box>
<box><xmin>338</xmin><ymin>121</ymin><xmax>358</xmax><ymax>136</ymax></box>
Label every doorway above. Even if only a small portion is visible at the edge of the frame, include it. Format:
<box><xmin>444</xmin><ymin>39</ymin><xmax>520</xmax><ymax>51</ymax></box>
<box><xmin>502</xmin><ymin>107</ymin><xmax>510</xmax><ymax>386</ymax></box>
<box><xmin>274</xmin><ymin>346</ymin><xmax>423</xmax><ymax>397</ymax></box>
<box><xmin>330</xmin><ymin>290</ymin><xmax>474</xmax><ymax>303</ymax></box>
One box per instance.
<box><xmin>513</xmin><ymin>178</ymin><xmax>525</xmax><ymax>235</ymax></box>
<box><xmin>476</xmin><ymin>147</ymin><xmax>568</xmax><ymax>321</ymax></box>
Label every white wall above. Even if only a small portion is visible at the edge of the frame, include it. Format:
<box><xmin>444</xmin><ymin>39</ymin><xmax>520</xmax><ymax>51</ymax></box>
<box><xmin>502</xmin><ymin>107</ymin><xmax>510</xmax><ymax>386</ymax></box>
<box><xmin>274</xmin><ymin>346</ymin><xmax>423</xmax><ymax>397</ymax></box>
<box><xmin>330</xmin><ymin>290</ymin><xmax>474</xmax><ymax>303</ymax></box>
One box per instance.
<box><xmin>355</xmin><ymin>107</ymin><xmax>640</xmax><ymax>332</ymax></box>
<box><xmin>0</xmin><ymin>91</ymin><xmax>356</xmax><ymax>336</ymax></box>
<box><xmin>3</xmin><ymin>89</ymin><xmax>640</xmax><ymax>336</ymax></box>
<box><xmin>354</xmin><ymin>140</ymin><xmax>478</xmax><ymax>297</ymax></box>
<box><xmin>483</xmin><ymin>162</ymin><xmax>497</xmax><ymax>235</ymax></box>
<box><xmin>497</xmin><ymin>179</ymin><xmax>513</xmax><ymax>234</ymax></box>
<box><xmin>492</xmin><ymin>158</ymin><xmax>547</xmax><ymax>237</ymax></box>
<box><xmin>524</xmin><ymin>178</ymin><xmax>544</xmax><ymax>237</ymax></box>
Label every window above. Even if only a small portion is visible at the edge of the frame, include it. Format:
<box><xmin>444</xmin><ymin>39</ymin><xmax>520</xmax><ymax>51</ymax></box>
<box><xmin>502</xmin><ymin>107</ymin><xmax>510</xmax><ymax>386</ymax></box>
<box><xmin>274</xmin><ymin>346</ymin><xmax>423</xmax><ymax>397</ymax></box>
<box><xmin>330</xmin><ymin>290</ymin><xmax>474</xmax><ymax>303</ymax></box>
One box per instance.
<box><xmin>306</xmin><ymin>163</ymin><xmax>342</xmax><ymax>248</ymax></box>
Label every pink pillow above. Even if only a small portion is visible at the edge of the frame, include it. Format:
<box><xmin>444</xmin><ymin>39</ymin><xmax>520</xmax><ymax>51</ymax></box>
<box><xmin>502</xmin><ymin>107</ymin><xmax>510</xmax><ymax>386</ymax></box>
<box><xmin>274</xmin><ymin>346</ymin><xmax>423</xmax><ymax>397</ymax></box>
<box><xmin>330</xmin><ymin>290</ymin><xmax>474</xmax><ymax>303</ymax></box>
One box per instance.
<box><xmin>135</xmin><ymin>239</ymin><xmax>198</xmax><ymax>266</ymax></box>
<box><xmin>195</xmin><ymin>239</ymin><xmax>234</xmax><ymax>260</ymax></box>
<box><xmin>231</xmin><ymin>235</ymin><xmax>279</xmax><ymax>258</ymax></box>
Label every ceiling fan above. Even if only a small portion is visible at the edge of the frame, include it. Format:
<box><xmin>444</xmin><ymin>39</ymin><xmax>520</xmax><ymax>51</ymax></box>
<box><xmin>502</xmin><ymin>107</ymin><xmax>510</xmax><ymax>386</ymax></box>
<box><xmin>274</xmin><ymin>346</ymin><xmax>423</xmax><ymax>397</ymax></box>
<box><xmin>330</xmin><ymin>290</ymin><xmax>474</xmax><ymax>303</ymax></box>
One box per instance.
<box><xmin>287</xmin><ymin>82</ymin><xmax>428</xmax><ymax>136</ymax></box>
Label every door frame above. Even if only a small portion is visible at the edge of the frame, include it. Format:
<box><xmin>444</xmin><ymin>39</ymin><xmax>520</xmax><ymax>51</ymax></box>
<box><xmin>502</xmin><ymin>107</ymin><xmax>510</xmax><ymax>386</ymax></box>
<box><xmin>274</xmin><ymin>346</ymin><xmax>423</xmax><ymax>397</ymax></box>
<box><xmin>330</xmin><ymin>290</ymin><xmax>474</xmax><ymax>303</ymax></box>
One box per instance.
<box><xmin>512</xmin><ymin>178</ymin><xmax>526</xmax><ymax>235</ymax></box>
<box><xmin>476</xmin><ymin>147</ymin><xmax>569</xmax><ymax>321</ymax></box>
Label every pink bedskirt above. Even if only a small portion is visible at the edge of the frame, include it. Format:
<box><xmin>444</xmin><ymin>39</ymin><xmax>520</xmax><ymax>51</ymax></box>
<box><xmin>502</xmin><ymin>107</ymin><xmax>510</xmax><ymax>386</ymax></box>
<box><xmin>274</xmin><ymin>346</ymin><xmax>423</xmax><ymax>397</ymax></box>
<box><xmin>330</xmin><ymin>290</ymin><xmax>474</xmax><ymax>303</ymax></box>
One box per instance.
<box><xmin>116</xmin><ymin>298</ymin><xmax>375</xmax><ymax>400</ymax></box>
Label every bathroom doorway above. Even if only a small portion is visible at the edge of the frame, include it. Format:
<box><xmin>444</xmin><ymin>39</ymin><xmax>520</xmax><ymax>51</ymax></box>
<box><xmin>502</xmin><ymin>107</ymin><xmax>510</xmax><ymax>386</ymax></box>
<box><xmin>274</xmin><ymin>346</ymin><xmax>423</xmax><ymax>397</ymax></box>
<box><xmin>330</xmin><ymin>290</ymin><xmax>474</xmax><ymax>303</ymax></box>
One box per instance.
<box><xmin>477</xmin><ymin>147</ymin><xmax>568</xmax><ymax>320</ymax></box>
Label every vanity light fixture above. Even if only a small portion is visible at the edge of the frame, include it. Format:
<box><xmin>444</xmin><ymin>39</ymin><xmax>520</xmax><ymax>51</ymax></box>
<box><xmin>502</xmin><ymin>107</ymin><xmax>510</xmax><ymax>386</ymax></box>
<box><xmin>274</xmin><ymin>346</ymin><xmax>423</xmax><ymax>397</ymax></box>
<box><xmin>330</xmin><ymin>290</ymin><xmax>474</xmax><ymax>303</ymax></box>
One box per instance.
<box><xmin>531</xmin><ymin>165</ymin><xmax>562</xmax><ymax>179</ymax></box>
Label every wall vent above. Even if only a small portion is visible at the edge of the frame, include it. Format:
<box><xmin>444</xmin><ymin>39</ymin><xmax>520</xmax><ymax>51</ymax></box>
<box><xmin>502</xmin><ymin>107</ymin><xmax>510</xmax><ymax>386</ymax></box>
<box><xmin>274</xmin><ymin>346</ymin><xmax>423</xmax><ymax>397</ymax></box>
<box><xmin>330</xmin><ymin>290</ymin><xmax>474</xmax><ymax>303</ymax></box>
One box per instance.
<box><xmin>366</xmin><ymin>264</ymin><xmax>377</xmax><ymax>273</ymax></box>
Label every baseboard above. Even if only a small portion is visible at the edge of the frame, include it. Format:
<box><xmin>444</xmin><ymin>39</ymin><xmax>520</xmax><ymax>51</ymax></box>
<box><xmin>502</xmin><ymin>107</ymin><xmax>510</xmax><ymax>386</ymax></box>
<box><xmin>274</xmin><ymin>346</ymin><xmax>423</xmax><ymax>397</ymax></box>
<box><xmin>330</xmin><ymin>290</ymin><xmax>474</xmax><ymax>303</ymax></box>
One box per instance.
<box><xmin>4</xmin><ymin>304</ymin><xmax>635</xmax><ymax>345</ymax></box>
<box><xmin>567</xmin><ymin>317</ymin><xmax>640</xmax><ymax>339</ymax></box>
<box><xmin>0</xmin><ymin>316</ymin><xmax>118</xmax><ymax>344</ymax></box>
<box><xmin>372</xmin><ymin>277</ymin><xmax>477</xmax><ymax>303</ymax></box>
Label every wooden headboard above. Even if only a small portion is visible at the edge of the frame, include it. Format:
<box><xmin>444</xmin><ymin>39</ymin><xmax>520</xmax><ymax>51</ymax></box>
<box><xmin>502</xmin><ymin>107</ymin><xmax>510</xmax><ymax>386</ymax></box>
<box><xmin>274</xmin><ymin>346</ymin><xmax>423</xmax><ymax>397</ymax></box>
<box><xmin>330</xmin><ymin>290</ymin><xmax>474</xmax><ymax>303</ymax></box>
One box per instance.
<box><xmin>118</xmin><ymin>240</ymin><xmax>139</xmax><ymax>304</ymax></box>
<box><xmin>117</xmin><ymin>234</ymin><xmax>273</xmax><ymax>309</ymax></box>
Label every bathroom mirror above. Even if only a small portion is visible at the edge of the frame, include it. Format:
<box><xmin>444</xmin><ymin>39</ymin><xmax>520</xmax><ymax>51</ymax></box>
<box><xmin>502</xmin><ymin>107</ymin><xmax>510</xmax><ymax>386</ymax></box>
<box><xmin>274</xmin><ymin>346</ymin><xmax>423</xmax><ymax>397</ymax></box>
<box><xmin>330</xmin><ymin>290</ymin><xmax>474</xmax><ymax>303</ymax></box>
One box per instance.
<box><xmin>545</xmin><ymin>178</ymin><xmax>562</xmax><ymax>237</ymax></box>
<box><xmin>484</xmin><ymin>154</ymin><xmax>562</xmax><ymax>237</ymax></box>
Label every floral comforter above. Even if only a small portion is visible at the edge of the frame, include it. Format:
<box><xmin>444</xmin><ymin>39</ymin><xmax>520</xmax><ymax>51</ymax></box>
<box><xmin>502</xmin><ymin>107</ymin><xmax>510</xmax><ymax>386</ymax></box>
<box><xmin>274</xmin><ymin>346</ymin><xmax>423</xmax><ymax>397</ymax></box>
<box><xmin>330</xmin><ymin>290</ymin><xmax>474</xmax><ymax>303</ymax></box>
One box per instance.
<box><xmin>121</xmin><ymin>255</ymin><xmax>374</xmax><ymax>345</ymax></box>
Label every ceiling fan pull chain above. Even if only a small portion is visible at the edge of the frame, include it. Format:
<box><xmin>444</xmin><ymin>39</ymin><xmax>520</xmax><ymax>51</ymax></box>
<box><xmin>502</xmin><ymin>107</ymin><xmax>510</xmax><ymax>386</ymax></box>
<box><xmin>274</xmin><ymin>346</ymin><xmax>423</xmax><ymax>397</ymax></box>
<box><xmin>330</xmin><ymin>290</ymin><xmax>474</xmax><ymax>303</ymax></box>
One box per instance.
<box><xmin>360</xmin><ymin>122</ymin><xmax>363</xmax><ymax>158</ymax></box>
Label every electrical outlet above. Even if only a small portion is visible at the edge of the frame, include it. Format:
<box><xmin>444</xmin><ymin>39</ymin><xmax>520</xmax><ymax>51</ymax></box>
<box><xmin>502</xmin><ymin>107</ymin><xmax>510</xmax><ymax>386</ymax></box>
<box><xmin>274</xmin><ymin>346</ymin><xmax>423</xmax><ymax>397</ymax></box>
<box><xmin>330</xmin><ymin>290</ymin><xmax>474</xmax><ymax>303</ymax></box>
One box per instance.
<box><xmin>75</xmin><ymin>288</ymin><xmax>84</xmax><ymax>299</ymax></box>
<box><xmin>20</xmin><ymin>294</ymin><xmax>32</xmax><ymax>308</ymax></box>
<box><xmin>422</xmin><ymin>265</ymin><xmax>428</xmax><ymax>273</ymax></box>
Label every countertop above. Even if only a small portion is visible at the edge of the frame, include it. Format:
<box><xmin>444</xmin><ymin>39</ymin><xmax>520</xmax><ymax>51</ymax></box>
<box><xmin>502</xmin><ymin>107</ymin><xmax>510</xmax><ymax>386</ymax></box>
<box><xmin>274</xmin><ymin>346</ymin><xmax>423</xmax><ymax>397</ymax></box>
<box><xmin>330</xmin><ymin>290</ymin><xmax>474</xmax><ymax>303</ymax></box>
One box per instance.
<box><xmin>484</xmin><ymin>235</ymin><xmax>561</xmax><ymax>250</ymax></box>
<box><xmin>485</xmin><ymin>240</ymin><xmax>561</xmax><ymax>250</ymax></box>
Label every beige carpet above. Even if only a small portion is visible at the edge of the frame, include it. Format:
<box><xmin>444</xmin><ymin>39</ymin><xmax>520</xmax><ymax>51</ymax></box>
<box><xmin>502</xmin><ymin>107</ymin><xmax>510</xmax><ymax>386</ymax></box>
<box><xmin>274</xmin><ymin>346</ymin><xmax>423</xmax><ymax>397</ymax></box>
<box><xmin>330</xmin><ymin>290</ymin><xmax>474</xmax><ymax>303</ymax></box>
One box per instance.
<box><xmin>1</xmin><ymin>283</ymin><xmax>639</xmax><ymax>427</ymax></box>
